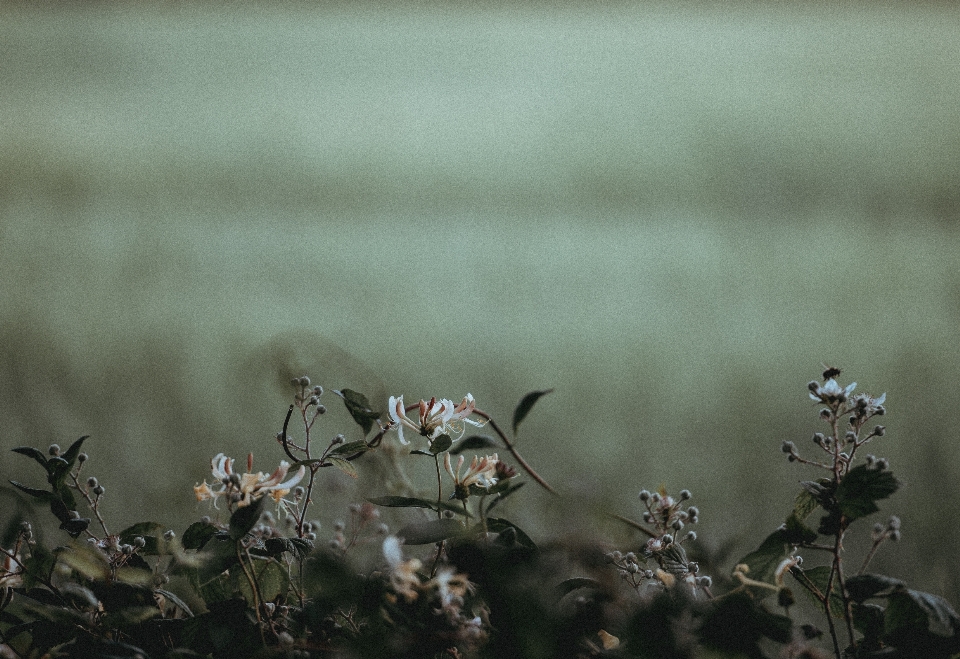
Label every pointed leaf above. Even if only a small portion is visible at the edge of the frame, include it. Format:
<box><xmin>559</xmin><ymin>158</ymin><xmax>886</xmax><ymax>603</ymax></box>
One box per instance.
<box><xmin>367</xmin><ymin>496</ymin><xmax>468</xmax><ymax>516</ymax></box>
<box><xmin>885</xmin><ymin>588</ymin><xmax>960</xmax><ymax>641</ymax></box>
<box><xmin>737</xmin><ymin>529</ymin><xmax>793</xmax><ymax>585</ymax></box>
<box><xmin>450</xmin><ymin>434</ymin><xmax>499</xmax><ymax>455</ymax></box>
<box><xmin>182</xmin><ymin>521</ymin><xmax>218</xmax><ymax>550</ymax></box>
<box><xmin>330</xmin><ymin>440</ymin><xmax>371</xmax><ymax>456</ymax></box>
<box><xmin>155</xmin><ymin>588</ymin><xmax>194</xmax><ymax>617</ymax></box>
<box><xmin>793</xmin><ymin>487</ymin><xmax>821</xmax><ymax>522</ymax></box>
<box><xmin>792</xmin><ymin>565</ymin><xmax>846</xmax><ymax>618</ymax></box>
<box><xmin>512</xmin><ymin>389</ymin><xmax>554</xmax><ymax>435</ymax></box>
<box><xmin>9</xmin><ymin>480</ymin><xmax>54</xmax><ymax>501</ymax></box>
<box><xmin>324</xmin><ymin>455</ymin><xmax>358</xmax><ymax>479</ymax></box>
<box><xmin>846</xmin><ymin>573</ymin><xmax>906</xmax><ymax>602</ymax></box>
<box><xmin>11</xmin><ymin>447</ymin><xmax>50</xmax><ymax>471</ymax></box>
<box><xmin>60</xmin><ymin>436</ymin><xmax>89</xmax><ymax>469</ymax></box>
<box><xmin>395</xmin><ymin>518</ymin><xmax>464</xmax><ymax>545</ymax></box>
<box><xmin>333</xmin><ymin>388</ymin><xmax>381</xmax><ymax>435</ymax></box>
<box><xmin>229</xmin><ymin>495</ymin><xmax>267</xmax><ymax>541</ymax></box>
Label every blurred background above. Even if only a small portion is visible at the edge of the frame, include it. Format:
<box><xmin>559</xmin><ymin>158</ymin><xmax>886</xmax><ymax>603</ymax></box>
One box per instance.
<box><xmin>2</xmin><ymin>2</ymin><xmax>959</xmax><ymax>605</ymax></box>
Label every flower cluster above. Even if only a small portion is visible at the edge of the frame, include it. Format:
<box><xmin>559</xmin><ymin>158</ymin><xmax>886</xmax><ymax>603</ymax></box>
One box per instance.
<box><xmin>445</xmin><ymin>453</ymin><xmax>499</xmax><ymax>500</ymax></box>
<box><xmin>387</xmin><ymin>394</ymin><xmax>485</xmax><ymax>446</ymax></box>
<box><xmin>194</xmin><ymin>452</ymin><xmax>306</xmax><ymax>509</ymax></box>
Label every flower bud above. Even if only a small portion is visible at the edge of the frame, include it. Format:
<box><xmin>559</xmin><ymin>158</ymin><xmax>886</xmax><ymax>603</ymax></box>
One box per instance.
<box><xmin>688</xmin><ymin>562</ymin><xmax>699</xmax><ymax>574</ymax></box>
<box><xmin>48</xmin><ymin>444</ymin><xmax>61</xmax><ymax>456</ymax></box>
<box><xmin>697</xmin><ymin>576</ymin><xmax>713</xmax><ymax>588</ymax></box>
<box><xmin>876</xmin><ymin>458</ymin><xmax>889</xmax><ymax>470</ymax></box>
<box><xmin>819</xmin><ymin>409</ymin><xmax>831</xmax><ymax>420</ymax></box>
<box><xmin>662</xmin><ymin>534</ymin><xmax>673</xmax><ymax>545</ymax></box>
<box><xmin>638</xmin><ymin>489</ymin><xmax>651</xmax><ymax>501</ymax></box>
<box><xmin>685</xmin><ymin>531</ymin><xmax>697</xmax><ymax>542</ymax></box>
<box><xmin>672</xmin><ymin>520</ymin><xmax>684</xmax><ymax>531</ymax></box>
<box><xmin>298</xmin><ymin>376</ymin><xmax>311</xmax><ymax>387</ymax></box>
<box><xmin>93</xmin><ymin>485</ymin><xmax>105</xmax><ymax>496</ymax></box>
<box><xmin>782</xmin><ymin>441</ymin><xmax>796</xmax><ymax>454</ymax></box>
<box><xmin>642</xmin><ymin>511</ymin><xmax>653</xmax><ymax>523</ymax></box>
<box><xmin>77</xmin><ymin>453</ymin><xmax>88</xmax><ymax>462</ymax></box>
<box><xmin>313</xmin><ymin>385</ymin><xmax>323</xmax><ymax>396</ymax></box>
<box><xmin>874</xmin><ymin>425</ymin><xmax>885</xmax><ymax>436</ymax></box>
<box><xmin>133</xmin><ymin>536</ymin><xmax>146</xmax><ymax>548</ymax></box>
<box><xmin>315</xmin><ymin>405</ymin><xmax>326</xmax><ymax>415</ymax></box>
<box><xmin>679</xmin><ymin>489</ymin><xmax>692</xmax><ymax>500</ymax></box>
<box><xmin>812</xmin><ymin>433</ymin><xmax>825</xmax><ymax>445</ymax></box>
<box><xmin>163</xmin><ymin>530</ymin><xmax>176</xmax><ymax>541</ymax></box>
<box><xmin>887</xmin><ymin>516</ymin><xmax>901</xmax><ymax>531</ymax></box>
<box><xmin>87</xmin><ymin>477</ymin><xmax>98</xmax><ymax>488</ymax></box>
<box><xmin>845</xmin><ymin>431</ymin><xmax>857</xmax><ymax>443</ymax></box>
<box><xmin>808</xmin><ymin>381</ymin><xmax>820</xmax><ymax>393</ymax></box>
<box><xmin>200</xmin><ymin>516</ymin><xmax>211</xmax><ymax>525</ymax></box>
<box><xmin>333</xmin><ymin>434</ymin><xmax>345</xmax><ymax>445</ymax></box>
<box><xmin>121</xmin><ymin>544</ymin><xmax>134</xmax><ymax>555</ymax></box>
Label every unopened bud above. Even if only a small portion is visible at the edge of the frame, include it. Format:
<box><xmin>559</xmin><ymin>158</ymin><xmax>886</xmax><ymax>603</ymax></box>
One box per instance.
<box><xmin>679</xmin><ymin>489</ymin><xmax>692</xmax><ymax>500</ymax></box>
<box><xmin>48</xmin><ymin>444</ymin><xmax>61</xmax><ymax>456</ymax></box>
<box><xmin>819</xmin><ymin>409</ymin><xmax>831</xmax><ymax>420</ymax></box>
<box><xmin>298</xmin><ymin>376</ymin><xmax>311</xmax><ymax>387</ymax></box>
<box><xmin>77</xmin><ymin>453</ymin><xmax>88</xmax><ymax>462</ymax></box>
<box><xmin>686</xmin><ymin>531</ymin><xmax>697</xmax><ymax>542</ymax></box>
<box><xmin>807</xmin><ymin>381</ymin><xmax>820</xmax><ymax>393</ymax></box>
<box><xmin>638</xmin><ymin>489</ymin><xmax>651</xmax><ymax>501</ymax></box>
<box><xmin>93</xmin><ymin>485</ymin><xmax>104</xmax><ymax>496</ymax></box>
<box><xmin>87</xmin><ymin>477</ymin><xmax>98</xmax><ymax>488</ymax></box>
<box><xmin>812</xmin><ymin>433</ymin><xmax>825</xmax><ymax>445</ymax></box>
<box><xmin>697</xmin><ymin>575</ymin><xmax>713</xmax><ymax>588</ymax></box>
<box><xmin>163</xmin><ymin>529</ymin><xmax>176</xmax><ymax>541</ymax></box>
<box><xmin>874</xmin><ymin>425</ymin><xmax>885</xmax><ymax>437</ymax></box>
<box><xmin>133</xmin><ymin>536</ymin><xmax>146</xmax><ymax>548</ymax></box>
<box><xmin>315</xmin><ymin>405</ymin><xmax>326</xmax><ymax>414</ymax></box>
<box><xmin>782</xmin><ymin>441</ymin><xmax>796</xmax><ymax>454</ymax></box>
<box><xmin>333</xmin><ymin>434</ymin><xmax>345</xmax><ymax>445</ymax></box>
<box><xmin>876</xmin><ymin>458</ymin><xmax>889</xmax><ymax>470</ymax></box>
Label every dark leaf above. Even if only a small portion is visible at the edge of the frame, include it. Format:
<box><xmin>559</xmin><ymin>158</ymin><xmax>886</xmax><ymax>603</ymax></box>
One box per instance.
<box><xmin>8</xmin><ymin>480</ymin><xmax>54</xmax><ymax>502</ymax></box>
<box><xmin>45</xmin><ymin>457</ymin><xmax>71</xmax><ymax>487</ymax></box>
<box><xmin>156</xmin><ymin>587</ymin><xmax>195</xmax><ymax>617</ymax></box>
<box><xmin>846</xmin><ymin>573</ymin><xmax>905</xmax><ymax>602</ymax></box>
<box><xmin>333</xmin><ymin>388</ymin><xmax>381</xmax><ymax>435</ymax></box>
<box><xmin>853</xmin><ymin>602</ymin><xmax>886</xmax><ymax>650</ymax></box>
<box><xmin>884</xmin><ymin>587</ymin><xmax>960</xmax><ymax>654</ymax></box>
<box><xmin>330</xmin><ymin>440</ymin><xmax>371</xmax><ymax>456</ymax></box>
<box><xmin>485</xmin><ymin>518</ymin><xmax>537</xmax><ymax>551</ymax></box>
<box><xmin>11</xmin><ymin>447</ymin><xmax>49</xmax><ymax>471</ymax></box>
<box><xmin>512</xmin><ymin>388</ymin><xmax>554</xmax><ymax>435</ymax></box>
<box><xmin>58</xmin><ymin>517</ymin><xmax>90</xmax><ymax>538</ymax></box>
<box><xmin>791</xmin><ymin>565</ymin><xmax>846</xmax><ymax>618</ymax></box>
<box><xmin>228</xmin><ymin>495</ymin><xmax>267</xmax><ymax>541</ymax></box>
<box><xmin>737</xmin><ymin>529</ymin><xmax>793</xmax><ymax>586</ymax></box>
<box><xmin>396</xmin><ymin>518</ymin><xmax>465</xmax><ymax>545</ymax></box>
<box><xmin>182</xmin><ymin>521</ymin><xmax>217</xmax><ymax>550</ymax></box>
<box><xmin>367</xmin><ymin>496</ymin><xmax>469</xmax><ymax>516</ymax></box>
<box><xmin>699</xmin><ymin>590</ymin><xmax>793</xmax><ymax>655</ymax></box>
<box><xmin>836</xmin><ymin>465</ymin><xmax>900</xmax><ymax>521</ymax></box>
<box><xmin>429</xmin><ymin>433</ymin><xmax>452</xmax><ymax>455</ymax></box>
<box><xmin>59</xmin><ymin>435</ymin><xmax>89</xmax><ymax>471</ymax></box>
<box><xmin>782</xmin><ymin>511</ymin><xmax>818</xmax><ymax>545</ymax></box>
<box><xmin>451</xmin><ymin>434</ymin><xmax>499</xmax><ymax>454</ymax></box>
<box><xmin>799</xmin><ymin>479</ymin><xmax>833</xmax><ymax>507</ymax></box>
<box><xmin>793</xmin><ymin>487</ymin><xmax>821</xmax><ymax>521</ymax></box>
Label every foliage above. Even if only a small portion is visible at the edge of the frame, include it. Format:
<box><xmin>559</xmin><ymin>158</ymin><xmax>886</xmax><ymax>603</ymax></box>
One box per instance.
<box><xmin>0</xmin><ymin>368</ymin><xmax>956</xmax><ymax>658</ymax></box>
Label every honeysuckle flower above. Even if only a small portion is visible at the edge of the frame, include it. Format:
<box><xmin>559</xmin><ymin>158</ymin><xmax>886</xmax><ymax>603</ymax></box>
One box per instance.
<box><xmin>427</xmin><ymin>565</ymin><xmax>475</xmax><ymax>611</ymax></box>
<box><xmin>383</xmin><ymin>535</ymin><xmax>422</xmax><ymax>603</ymax></box>
<box><xmin>194</xmin><ymin>453</ymin><xmax>306</xmax><ymax>509</ymax></box>
<box><xmin>387</xmin><ymin>394</ymin><xmax>485</xmax><ymax>446</ymax></box>
<box><xmin>445</xmin><ymin>453</ymin><xmax>499</xmax><ymax>499</ymax></box>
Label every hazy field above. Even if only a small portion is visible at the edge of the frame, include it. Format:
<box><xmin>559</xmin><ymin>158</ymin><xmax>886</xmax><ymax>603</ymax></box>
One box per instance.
<box><xmin>2</xmin><ymin>3</ymin><xmax>960</xmax><ymax>604</ymax></box>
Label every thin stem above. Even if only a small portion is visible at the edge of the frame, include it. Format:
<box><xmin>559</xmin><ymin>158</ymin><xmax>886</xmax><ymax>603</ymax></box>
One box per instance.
<box><xmin>472</xmin><ymin>410</ymin><xmax>558</xmax><ymax>496</ymax></box>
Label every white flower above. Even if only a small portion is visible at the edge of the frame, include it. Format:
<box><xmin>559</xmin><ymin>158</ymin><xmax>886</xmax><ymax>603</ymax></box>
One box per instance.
<box><xmin>445</xmin><ymin>453</ymin><xmax>499</xmax><ymax>494</ymax></box>
<box><xmin>383</xmin><ymin>536</ymin><xmax>422</xmax><ymax>603</ymax></box>
<box><xmin>809</xmin><ymin>378</ymin><xmax>857</xmax><ymax>403</ymax></box>
<box><xmin>387</xmin><ymin>394</ymin><xmax>485</xmax><ymax>446</ymax></box>
<box><xmin>194</xmin><ymin>453</ymin><xmax>306</xmax><ymax>508</ymax></box>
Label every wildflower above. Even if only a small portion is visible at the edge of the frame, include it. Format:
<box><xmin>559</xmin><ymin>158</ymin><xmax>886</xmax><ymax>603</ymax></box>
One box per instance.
<box><xmin>809</xmin><ymin>378</ymin><xmax>857</xmax><ymax>404</ymax></box>
<box><xmin>850</xmin><ymin>391</ymin><xmax>887</xmax><ymax>417</ymax></box>
<box><xmin>383</xmin><ymin>535</ymin><xmax>422</xmax><ymax>603</ymax></box>
<box><xmin>444</xmin><ymin>453</ymin><xmax>499</xmax><ymax>499</ymax></box>
<box><xmin>428</xmin><ymin>565</ymin><xmax>475</xmax><ymax>610</ymax></box>
<box><xmin>387</xmin><ymin>394</ymin><xmax>485</xmax><ymax>445</ymax></box>
<box><xmin>194</xmin><ymin>453</ymin><xmax>306</xmax><ymax>509</ymax></box>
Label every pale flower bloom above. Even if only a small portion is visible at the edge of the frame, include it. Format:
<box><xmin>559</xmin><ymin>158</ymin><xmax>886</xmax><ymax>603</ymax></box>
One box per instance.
<box><xmin>809</xmin><ymin>378</ymin><xmax>857</xmax><ymax>403</ymax></box>
<box><xmin>194</xmin><ymin>453</ymin><xmax>306</xmax><ymax>508</ymax></box>
<box><xmin>427</xmin><ymin>565</ymin><xmax>474</xmax><ymax>610</ymax></box>
<box><xmin>387</xmin><ymin>394</ymin><xmax>485</xmax><ymax>445</ymax></box>
<box><xmin>383</xmin><ymin>535</ymin><xmax>422</xmax><ymax>603</ymax></box>
<box><xmin>444</xmin><ymin>453</ymin><xmax>499</xmax><ymax>492</ymax></box>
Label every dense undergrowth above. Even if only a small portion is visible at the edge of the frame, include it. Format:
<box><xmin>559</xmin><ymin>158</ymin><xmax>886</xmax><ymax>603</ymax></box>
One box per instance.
<box><xmin>1</xmin><ymin>367</ymin><xmax>958</xmax><ymax>659</ymax></box>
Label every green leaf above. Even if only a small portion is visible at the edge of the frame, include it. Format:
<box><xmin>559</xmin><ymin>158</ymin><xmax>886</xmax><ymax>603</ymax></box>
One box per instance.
<box><xmin>8</xmin><ymin>480</ymin><xmax>54</xmax><ymax>501</ymax></box>
<box><xmin>228</xmin><ymin>495</ymin><xmax>267</xmax><ymax>541</ymax></box>
<box><xmin>11</xmin><ymin>447</ymin><xmax>49</xmax><ymax>471</ymax></box>
<box><xmin>793</xmin><ymin>487</ymin><xmax>821</xmax><ymax>522</ymax></box>
<box><xmin>450</xmin><ymin>434</ymin><xmax>499</xmax><ymax>454</ymax></box>
<box><xmin>791</xmin><ymin>565</ymin><xmax>846</xmax><ymax>618</ymax></box>
<box><xmin>367</xmin><ymin>495</ymin><xmax>469</xmax><ymax>516</ymax></box>
<box><xmin>885</xmin><ymin>588</ymin><xmax>960</xmax><ymax>641</ymax></box>
<box><xmin>58</xmin><ymin>543</ymin><xmax>111</xmax><ymax>581</ymax></box>
<box><xmin>59</xmin><ymin>435</ymin><xmax>89</xmax><ymax>471</ymax></box>
<box><xmin>846</xmin><ymin>573</ymin><xmax>905</xmax><ymax>602</ymax></box>
<box><xmin>737</xmin><ymin>529</ymin><xmax>793</xmax><ymax>586</ymax></box>
<box><xmin>428</xmin><ymin>433</ymin><xmax>452</xmax><ymax>455</ymax></box>
<box><xmin>324</xmin><ymin>455</ymin><xmax>358</xmax><ymax>479</ymax></box>
<box><xmin>836</xmin><ymin>464</ymin><xmax>900</xmax><ymax>521</ymax></box>
<box><xmin>782</xmin><ymin>511</ymin><xmax>818</xmax><ymax>545</ymax></box>
<box><xmin>512</xmin><ymin>389</ymin><xmax>553</xmax><ymax>435</ymax></box>
<box><xmin>329</xmin><ymin>440</ymin><xmax>371</xmax><ymax>456</ymax></box>
<box><xmin>182</xmin><ymin>521</ymin><xmax>217</xmax><ymax>550</ymax></box>
<box><xmin>333</xmin><ymin>388</ymin><xmax>381</xmax><ymax>435</ymax></box>
<box><xmin>395</xmin><ymin>518</ymin><xmax>464</xmax><ymax>545</ymax></box>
